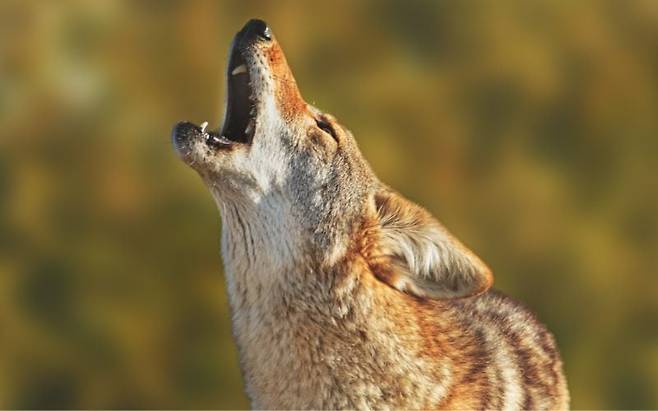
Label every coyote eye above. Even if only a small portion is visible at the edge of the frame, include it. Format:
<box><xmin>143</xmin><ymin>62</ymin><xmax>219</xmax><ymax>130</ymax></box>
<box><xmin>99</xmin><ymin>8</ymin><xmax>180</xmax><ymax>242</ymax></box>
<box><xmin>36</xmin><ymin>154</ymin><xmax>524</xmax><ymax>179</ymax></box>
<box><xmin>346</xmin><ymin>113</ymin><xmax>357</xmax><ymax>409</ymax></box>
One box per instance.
<box><xmin>315</xmin><ymin>118</ymin><xmax>337</xmax><ymax>141</ymax></box>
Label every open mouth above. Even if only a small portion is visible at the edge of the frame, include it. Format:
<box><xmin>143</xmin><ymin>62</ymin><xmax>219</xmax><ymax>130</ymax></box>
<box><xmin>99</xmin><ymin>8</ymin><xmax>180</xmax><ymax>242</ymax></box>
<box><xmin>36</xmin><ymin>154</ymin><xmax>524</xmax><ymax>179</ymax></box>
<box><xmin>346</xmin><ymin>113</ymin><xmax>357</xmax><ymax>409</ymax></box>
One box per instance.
<box><xmin>173</xmin><ymin>19</ymin><xmax>272</xmax><ymax>155</ymax></box>
<box><xmin>206</xmin><ymin>46</ymin><xmax>256</xmax><ymax>148</ymax></box>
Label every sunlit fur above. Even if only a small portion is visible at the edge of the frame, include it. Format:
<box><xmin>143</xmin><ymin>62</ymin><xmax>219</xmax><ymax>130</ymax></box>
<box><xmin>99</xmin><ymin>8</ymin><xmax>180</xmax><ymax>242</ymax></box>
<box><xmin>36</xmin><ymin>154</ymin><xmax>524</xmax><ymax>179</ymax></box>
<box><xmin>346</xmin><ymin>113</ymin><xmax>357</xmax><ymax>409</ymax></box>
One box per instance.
<box><xmin>173</xmin><ymin>22</ymin><xmax>569</xmax><ymax>410</ymax></box>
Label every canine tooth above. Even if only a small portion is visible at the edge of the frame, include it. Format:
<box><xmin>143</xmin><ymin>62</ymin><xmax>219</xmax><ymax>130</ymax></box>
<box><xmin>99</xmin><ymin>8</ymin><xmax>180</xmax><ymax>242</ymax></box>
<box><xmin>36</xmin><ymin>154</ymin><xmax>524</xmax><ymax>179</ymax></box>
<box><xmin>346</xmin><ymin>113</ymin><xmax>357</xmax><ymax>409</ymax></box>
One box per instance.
<box><xmin>232</xmin><ymin>64</ymin><xmax>247</xmax><ymax>75</ymax></box>
<box><xmin>200</xmin><ymin>121</ymin><xmax>208</xmax><ymax>133</ymax></box>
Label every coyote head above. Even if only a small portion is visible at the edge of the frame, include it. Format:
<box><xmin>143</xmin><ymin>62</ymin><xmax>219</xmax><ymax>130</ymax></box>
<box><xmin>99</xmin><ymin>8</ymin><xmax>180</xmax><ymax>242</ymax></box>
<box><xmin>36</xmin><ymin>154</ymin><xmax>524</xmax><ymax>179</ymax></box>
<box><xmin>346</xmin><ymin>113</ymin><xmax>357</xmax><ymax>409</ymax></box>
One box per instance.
<box><xmin>172</xmin><ymin>19</ymin><xmax>491</xmax><ymax>299</ymax></box>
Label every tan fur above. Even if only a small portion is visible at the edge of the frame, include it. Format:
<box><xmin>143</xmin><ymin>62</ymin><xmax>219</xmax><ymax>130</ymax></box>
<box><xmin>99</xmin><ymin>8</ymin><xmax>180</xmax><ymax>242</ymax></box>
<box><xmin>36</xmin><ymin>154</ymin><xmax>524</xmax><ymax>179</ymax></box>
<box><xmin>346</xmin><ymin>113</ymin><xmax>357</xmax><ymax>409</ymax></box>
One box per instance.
<box><xmin>265</xmin><ymin>41</ymin><xmax>307</xmax><ymax>120</ymax></box>
<box><xmin>172</xmin><ymin>19</ymin><xmax>569</xmax><ymax>410</ymax></box>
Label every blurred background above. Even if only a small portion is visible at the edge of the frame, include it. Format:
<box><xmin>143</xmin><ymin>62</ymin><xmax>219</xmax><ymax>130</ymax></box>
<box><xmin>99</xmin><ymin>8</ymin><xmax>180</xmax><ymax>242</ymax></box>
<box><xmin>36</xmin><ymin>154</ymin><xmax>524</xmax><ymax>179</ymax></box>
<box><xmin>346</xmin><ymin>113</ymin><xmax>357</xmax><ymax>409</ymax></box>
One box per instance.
<box><xmin>1</xmin><ymin>0</ymin><xmax>657</xmax><ymax>409</ymax></box>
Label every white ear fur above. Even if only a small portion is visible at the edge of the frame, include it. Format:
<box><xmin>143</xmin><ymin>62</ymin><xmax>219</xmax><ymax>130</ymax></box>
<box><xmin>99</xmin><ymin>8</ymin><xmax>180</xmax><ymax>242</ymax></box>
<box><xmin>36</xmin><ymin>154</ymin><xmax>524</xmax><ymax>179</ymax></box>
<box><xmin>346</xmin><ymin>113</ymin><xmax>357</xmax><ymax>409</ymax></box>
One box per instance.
<box><xmin>373</xmin><ymin>190</ymin><xmax>493</xmax><ymax>299</ymax></box>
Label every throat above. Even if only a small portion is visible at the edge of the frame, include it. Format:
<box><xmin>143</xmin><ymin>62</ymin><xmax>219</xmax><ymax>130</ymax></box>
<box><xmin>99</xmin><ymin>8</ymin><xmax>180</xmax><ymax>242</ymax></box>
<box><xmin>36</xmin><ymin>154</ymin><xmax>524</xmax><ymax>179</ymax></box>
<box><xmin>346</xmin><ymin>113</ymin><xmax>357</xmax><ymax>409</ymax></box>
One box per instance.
<box><xmin>218</xmin><ymin>200</ymin><xmax>305</xmax><ymax>289</ymax></box>
<box><xmin>216</xmin><ymin>196</ymin><xmax>360</xmax><ymax>322</ymax></box>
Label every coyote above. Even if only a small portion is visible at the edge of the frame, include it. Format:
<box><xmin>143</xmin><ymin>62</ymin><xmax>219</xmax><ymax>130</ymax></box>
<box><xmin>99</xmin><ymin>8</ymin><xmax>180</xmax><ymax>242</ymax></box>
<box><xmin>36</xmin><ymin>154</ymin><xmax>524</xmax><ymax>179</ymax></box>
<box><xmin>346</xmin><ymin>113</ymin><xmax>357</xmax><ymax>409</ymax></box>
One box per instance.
<box><xmin>172</xmin><ymin>19</ymin><xmax>569</xmax><ymax>410</ymax></box>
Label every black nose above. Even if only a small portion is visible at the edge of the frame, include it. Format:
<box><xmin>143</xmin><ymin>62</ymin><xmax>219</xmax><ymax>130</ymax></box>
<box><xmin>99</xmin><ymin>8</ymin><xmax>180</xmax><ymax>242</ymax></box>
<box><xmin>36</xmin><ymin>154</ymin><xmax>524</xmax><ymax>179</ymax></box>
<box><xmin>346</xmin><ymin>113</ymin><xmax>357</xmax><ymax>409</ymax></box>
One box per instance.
<box><xmin>241</xmin><ymin>18</ymin><xmax>271</xmax><ymax>41</ymax></box>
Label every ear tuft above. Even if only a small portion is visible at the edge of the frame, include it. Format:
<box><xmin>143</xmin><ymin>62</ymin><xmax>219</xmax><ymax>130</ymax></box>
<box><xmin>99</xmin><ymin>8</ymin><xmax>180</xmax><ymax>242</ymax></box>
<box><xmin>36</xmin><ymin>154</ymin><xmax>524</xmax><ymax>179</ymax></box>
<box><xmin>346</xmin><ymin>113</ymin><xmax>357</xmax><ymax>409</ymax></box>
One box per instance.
<box><xmin>372</xmin><ymin>189</ymin><xmax>492</xmax><ymax>299</ymax></box>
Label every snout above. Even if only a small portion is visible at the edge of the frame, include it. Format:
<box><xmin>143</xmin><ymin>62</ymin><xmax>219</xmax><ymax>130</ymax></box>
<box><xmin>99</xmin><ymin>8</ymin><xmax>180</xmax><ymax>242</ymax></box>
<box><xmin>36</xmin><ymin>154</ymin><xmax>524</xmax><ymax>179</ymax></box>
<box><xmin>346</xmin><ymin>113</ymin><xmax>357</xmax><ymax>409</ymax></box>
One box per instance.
<box><xmin>171</xmin><ymin>18</ymin><xmax>306</xmax><ymax>167</ymax></box>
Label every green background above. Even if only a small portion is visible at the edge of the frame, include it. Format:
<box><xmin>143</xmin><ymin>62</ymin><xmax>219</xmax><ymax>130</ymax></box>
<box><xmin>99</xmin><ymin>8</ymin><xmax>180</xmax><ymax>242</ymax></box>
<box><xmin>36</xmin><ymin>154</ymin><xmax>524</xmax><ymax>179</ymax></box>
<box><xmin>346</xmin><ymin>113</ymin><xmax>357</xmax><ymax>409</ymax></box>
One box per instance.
<box><xmin>1</xmin><ymin>1</ymin><xmax>657</xmax><ymax>409</ymax></box>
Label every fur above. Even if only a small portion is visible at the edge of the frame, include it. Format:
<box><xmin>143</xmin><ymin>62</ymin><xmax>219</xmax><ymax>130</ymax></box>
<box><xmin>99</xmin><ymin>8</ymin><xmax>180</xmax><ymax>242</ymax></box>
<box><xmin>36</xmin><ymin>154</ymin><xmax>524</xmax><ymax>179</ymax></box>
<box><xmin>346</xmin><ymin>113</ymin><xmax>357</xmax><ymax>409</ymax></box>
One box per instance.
<box><xmin>172</xmin><ymin>19</ymin><xmax>569</xmax><ymax>410</ymax></box>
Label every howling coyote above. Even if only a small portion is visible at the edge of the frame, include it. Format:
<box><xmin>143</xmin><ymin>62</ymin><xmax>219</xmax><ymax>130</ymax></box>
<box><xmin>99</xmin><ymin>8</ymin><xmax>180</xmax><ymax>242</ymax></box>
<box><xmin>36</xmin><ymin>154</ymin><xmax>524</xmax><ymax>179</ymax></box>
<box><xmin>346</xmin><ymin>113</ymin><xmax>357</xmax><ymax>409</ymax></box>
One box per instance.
<box><xmin>172</xmin><ymin>19</ymin><xmax>569</xmax><ymax>410</ymax></box>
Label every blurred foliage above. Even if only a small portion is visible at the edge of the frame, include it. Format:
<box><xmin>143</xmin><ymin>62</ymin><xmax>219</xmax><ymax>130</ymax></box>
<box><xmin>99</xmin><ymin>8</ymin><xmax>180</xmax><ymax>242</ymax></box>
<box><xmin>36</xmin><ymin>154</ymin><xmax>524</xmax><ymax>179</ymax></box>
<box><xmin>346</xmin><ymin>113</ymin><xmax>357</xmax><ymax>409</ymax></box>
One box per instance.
<box><xmin>1</xmin><ymin>0</ymin><xmax>657</xmax><ymax>409</ymax></box>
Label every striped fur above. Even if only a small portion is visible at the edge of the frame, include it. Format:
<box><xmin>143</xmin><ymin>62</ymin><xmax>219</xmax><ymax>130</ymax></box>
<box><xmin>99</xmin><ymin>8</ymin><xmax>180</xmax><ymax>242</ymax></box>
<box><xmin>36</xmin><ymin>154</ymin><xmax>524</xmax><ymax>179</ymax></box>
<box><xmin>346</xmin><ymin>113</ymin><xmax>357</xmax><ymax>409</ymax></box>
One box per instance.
<box><xmin>173</xmin><ymin>20</ymin><xmax>569</xmax><ymax>410</ymax></box>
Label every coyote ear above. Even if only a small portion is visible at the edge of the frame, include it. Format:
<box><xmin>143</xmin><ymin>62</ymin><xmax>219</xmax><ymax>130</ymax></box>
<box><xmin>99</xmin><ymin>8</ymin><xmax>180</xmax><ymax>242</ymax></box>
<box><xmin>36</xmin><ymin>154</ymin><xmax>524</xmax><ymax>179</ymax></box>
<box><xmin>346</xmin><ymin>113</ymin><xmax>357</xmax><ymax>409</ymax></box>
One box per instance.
<box><xmin>372</xmin><ymin>190</ymin><xmax>493</xmax><ymax>299</ymax></box>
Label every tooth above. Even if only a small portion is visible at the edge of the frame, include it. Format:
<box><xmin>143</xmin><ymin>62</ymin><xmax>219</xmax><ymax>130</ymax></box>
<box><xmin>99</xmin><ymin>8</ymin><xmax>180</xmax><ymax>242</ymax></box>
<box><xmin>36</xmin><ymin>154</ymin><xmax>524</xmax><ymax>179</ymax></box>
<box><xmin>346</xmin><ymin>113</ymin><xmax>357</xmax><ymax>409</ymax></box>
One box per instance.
<box><xmin>200</xmin><ymin>121</ymin><xmax>208</xmax><ymax>133</ymax></box>
<box><xmin>232</xmin><ymin>64</ymin><xmax>247</xmax><ymax>75</ymax></box>
<box><xmin>245</xmin><ymin>119</ymin><xmax>254</xmax><ymax>135</ymax></box>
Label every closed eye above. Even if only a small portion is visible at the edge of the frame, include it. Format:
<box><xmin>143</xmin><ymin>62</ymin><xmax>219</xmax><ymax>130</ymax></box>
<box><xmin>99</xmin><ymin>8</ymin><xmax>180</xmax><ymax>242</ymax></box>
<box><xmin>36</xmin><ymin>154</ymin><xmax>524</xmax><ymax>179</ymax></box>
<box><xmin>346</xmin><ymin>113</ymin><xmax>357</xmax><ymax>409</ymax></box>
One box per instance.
<box><xmin>315</xmin><ymin>118</ymin><xmax>337</xmax><ymax>141</ymax></box>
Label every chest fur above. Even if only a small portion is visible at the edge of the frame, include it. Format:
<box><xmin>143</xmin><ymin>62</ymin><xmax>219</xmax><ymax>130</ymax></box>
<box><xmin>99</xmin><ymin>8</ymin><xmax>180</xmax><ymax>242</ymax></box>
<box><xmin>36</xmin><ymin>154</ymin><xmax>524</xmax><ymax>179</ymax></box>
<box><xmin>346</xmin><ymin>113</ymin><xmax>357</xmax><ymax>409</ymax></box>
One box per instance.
<box><xmin>225</xmin><ymin>267</ymin><xmax>453</xmax><ymax>410</ymax></box>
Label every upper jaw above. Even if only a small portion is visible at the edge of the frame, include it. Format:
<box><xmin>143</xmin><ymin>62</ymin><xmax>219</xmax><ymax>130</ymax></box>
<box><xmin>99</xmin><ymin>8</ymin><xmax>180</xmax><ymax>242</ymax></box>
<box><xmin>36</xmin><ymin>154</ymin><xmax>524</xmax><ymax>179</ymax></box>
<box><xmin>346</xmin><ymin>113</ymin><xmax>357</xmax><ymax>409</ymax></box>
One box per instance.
<box><xmin>216</xmin><ymin>19</ymin><xmax>275</xmax><ymax>147</ymax></box>
<box><xmin>218</xmin><ymin>38</ymin><xmax>258</xmax><ymax>146</ymax></box>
